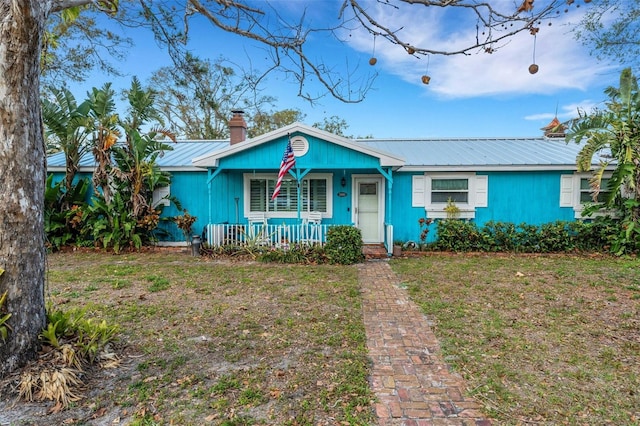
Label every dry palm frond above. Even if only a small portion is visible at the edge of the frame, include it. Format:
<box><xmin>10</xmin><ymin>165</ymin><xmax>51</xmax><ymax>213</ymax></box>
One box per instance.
<box><xmin>99</xmin><ymin>350</ymin><xmax>121</xmax><ymax>369</ymax></box>
<box><xmin>33</xmin><ymin>367</ymin><xmax>83</xmax><ymax>409</ymax></box>
<box><xmin>61</xmin><ymin>344</ymin><xmax>83</xmax><ymax>370</ymax></box>
<box><xmin>18</xmin><ymin>371</ymin><xmax>39</xmax><ymax>402</ymax></box>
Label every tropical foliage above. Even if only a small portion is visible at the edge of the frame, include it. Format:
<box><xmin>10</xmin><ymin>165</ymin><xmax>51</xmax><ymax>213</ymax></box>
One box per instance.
<box><xmin>566</xmin><ymin>67</ymin><xmax>640</xmax><ymax>254</ymax></box>
<box><xmin>43</xmin><ymin>78</ymin><xmax>178</xmax><ymax>252</ymax></box>
<box><xmin>42</xmin><ymin>87</ymin><xmax>93</xmax><ymax>196</ymax></box>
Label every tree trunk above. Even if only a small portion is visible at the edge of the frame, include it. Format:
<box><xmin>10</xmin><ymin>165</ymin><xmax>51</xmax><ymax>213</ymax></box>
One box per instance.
<box><xmin>0</xmin><ymin>1</ymin><xmax>48</xmax><ymax>377</ymax></box>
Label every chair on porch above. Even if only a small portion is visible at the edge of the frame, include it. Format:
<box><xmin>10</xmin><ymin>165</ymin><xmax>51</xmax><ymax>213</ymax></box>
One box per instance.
<box><xmin>247</xmin><ymin>212</ymin><xmax>270</xmax><ymax>245</ymax></box>
<box><xmin>301</xmin><ymin>211</ymin><xmax>322</xmax><ymax>245</ymax></box>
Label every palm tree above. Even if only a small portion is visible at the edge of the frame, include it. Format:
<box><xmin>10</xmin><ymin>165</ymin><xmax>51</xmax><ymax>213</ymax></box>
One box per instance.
<box><xmin>41</xmin><ymin>87</ymin><xmax>93</xmax><ymax>204</ymax></box>
<box><xmin>567</xmin><ymin>68</ymin><xmax>640</xmax><ymax>221</ymax></box>
<box><xmin>87</xmin><ymin>83</ymin><xmax>120</xmax><ymax>204</ymax></box>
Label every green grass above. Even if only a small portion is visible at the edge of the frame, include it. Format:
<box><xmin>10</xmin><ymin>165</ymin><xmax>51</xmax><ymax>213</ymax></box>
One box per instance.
<box><xmin>390</xmin><ymin>253</ymin><xmax>640</xmax><ymax>425</ymax></box>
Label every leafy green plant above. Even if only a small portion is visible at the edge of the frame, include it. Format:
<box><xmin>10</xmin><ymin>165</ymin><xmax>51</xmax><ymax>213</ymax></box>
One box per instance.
<box><xmin>44</xmin><ymin>174</ymin><xmax>91</xmax><ymax>251</ymax></box>
<box><xmin>85</xmin><ymin>193</ymin><xmax>143</xmax><ymax>253</ymax></box>
<box><xmin>324</xmin><ymin>226</ymin><xmax>363</xmax><ymax>264</ymax></box>
<box><xmin>434</xmin><ymin>219</ymin><xmax>481</xmax><ymax>252</ymax></box>
<box><xmin>567</xmin><ymin>68</ymin><xmax>640</xmax><ymax>255</ymax></box>
<box><xmin>434</xmin><ymin>218</ymin><xmax>633</xmax><ymax>254</ymax></box>
<box><xmin>41</xmin><ymin>305</ymin><xmax>119</xmax><ymax>363</ymax></box>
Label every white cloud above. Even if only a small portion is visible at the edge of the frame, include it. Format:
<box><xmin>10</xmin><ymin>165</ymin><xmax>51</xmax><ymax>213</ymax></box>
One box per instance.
<box><xmin>343</xmin><ymin>1</ymin><xmax>617</xmax><ymax>98</ymax></box>
<box><xmin>525</xmin><ymin>99</ymin><xmax>604</xmax><ymax>121</ymax></box>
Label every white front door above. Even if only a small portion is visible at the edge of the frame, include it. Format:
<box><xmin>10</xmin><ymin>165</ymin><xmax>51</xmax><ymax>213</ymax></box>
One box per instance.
<box><xmin>354</xmin><ymin>177</ymin><xmax>384</xmax><ymax>243</ymax></box>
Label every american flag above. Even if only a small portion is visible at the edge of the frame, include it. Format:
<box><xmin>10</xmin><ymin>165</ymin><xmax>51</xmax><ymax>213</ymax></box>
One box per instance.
<box><xmin>271</xmin><ymin>140</ymin><xmax>296</xmax><ymax>200</ymax></box>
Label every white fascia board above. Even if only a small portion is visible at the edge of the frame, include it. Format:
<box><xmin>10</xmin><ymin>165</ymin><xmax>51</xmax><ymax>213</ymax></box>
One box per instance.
<box><xmin>160</xmin><ymin>166</ymin><xmax>208</xmax><ymax>172</ymax></box>
<box><xmin>397</xmin><ymin>165</ymin><xmax>584</xmax><ymax>172</ymax></box>
<box><xmin>192</xmin><ymin>122</ymin><xmax>406</xmax><ymax>168</ymax></box>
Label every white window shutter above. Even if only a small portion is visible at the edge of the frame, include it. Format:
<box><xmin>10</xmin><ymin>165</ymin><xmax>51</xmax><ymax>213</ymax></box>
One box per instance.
<box><xmin>475</xmin><ymin>175</ymin><xmax>488</xmax><ymax>207</ymax></box>
<box><xmin>153</xmin><ymin>185</ymin><xmax>171</xmax><ymax>207</ymax></box>
<box><xmin>412</xmin><ymin>175</ymin><xmax>425</xmax><ymax>207</ymax></box>
<box><xmin>559</xmin><ymin>175</ymin><xmax>574</xmax><ymax>207</ymax></box>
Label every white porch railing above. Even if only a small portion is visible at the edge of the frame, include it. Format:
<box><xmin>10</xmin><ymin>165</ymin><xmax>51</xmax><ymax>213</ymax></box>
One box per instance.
<box><xmin>205</xmin><ymin>223</ymin><xmax>332</xmax><ymax>247</ymax></box>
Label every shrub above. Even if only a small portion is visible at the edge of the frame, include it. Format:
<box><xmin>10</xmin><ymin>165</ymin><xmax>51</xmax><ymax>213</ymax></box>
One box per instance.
<box><xmin>433</xmin><ymin>217</ymin><xmax>636</xmax><ymax>255</ymax></box>
<box><xmin>324</xmin><ymin>226</ymin><xmax>364</xmax><ymax>264</ymax></box>
<box><xmin>44</xmin><ymin>175</ymin><xmax>91</xmax><ymax>251</ymax></box>
<box><xmin>434</xmin><ymin>219</ymin><xmax>481</xmax><ymax>252</ymax></box>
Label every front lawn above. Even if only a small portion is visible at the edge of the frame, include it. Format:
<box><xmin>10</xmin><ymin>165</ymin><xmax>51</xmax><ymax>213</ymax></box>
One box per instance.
<box><xmin>1</xmin><ymin>251</ymin><xmax>374</xmax><ymax>426</ymax></box>
<box><xmin>391</xmin><ymin>253</ymin><xmax>640</xmax><ymax>425</ymax></box>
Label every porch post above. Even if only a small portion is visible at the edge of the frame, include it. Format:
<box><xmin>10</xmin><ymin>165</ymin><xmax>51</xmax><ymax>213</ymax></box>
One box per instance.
<box><xmin>377</xmin><ymin>166</ymin><xmax>394</xmax><ymax>253</ymax></box>
<box><xmin>207</xmin><ymin>168</ymin><xmax>223</xmax><ymax>226</ymax></box>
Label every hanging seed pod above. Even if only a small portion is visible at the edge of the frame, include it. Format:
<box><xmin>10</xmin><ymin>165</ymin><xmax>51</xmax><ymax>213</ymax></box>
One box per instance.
<box><xmin>369</xmin><ymin>57</ymin><xmax>377</xmax><ymax>66</ymax></box>
<box><xmin>406</xmin><ymin>47</ymin><xmax>415</xmax><ymax>55</ymax></box>
<box><xmin>528</xmin><ymin>64</ymin><xmax>539</xmax><ymax>74</ymax></box>
<box><xmin>421</xmin><ymin>75</ymin><xmax>431</xmax><ymax>84</ymax></box>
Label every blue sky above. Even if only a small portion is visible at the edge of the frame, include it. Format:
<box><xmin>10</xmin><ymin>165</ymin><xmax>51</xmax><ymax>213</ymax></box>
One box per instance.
<box><xmin>68</xmin><ymin>0</ymin><xmax>620</xmax><ymax>139</ymax></box>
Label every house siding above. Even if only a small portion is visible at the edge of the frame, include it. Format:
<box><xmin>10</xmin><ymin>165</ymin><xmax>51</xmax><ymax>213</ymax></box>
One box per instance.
<box><xmin>476</xmin><ymin>171</ymin><xmax>576</xmax><ymax>225</ymax></box>
<box><xmin>47</xmin><ymin>126</ymin><xmax>597</xmax><ymax>248</ymax></box>
<box><xmin>218</xmin><ymin>134</ymin><xmax>382</xmax><ymax>170</ymax></box>
<box><xmin>390</xmin><ymin>170</ymin><xmax>579</xmax><ymax>244</ymax></box>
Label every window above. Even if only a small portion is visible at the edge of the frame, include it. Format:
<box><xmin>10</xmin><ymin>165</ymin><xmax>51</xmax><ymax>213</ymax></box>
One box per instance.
<box><xmin>244</xmin><ymin>173</ymin><xmax>332</xmax><ymax>218</ymax></box>
<box><xmin>579</xmin><ymin>177</ymin><xmax>611</xmax><ymax>204</ymax></box>
<box><xmin>412</xmin><ymin>173</ymin><xmax>487</xmax><ymax>219</ymax></box>
<box><xmin>431</xmin><ymin>178</ymin><xmax>469</xmax><ymax>203</ymax></box>
<box><xmin>560</xmin><ymin>173</ymin><xmax>614</xmax><ymax>218</ymax></box>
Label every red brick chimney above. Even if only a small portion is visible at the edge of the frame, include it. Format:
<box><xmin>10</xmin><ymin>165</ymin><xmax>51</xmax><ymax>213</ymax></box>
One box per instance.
<box><xmin>229</xmin><ymin>110</ymin><xmax>247</xmax><ymax>145</ymax></box>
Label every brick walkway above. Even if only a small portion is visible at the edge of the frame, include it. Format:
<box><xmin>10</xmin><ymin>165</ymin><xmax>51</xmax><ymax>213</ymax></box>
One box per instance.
<box><xmin>358</xmin><ymin>260</ymin><xmax>492</xmax><ymax>426</ymax></box>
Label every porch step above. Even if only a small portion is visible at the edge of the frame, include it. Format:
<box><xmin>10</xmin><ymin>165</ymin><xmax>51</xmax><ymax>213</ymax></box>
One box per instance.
<box><xmin>362</xmin><ymin>244</ymin><xmax>388</xmax><ymax>259</ymax></box>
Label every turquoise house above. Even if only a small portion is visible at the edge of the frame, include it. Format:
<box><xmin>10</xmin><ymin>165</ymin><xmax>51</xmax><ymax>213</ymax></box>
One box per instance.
<box><xmin>47</xmin><ymin>112</ymin><xmax>607</xmax><ymax>255</ymax></box>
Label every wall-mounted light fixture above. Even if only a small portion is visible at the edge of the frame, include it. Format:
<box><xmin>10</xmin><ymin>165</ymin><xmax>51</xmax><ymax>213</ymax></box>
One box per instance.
<box><xmin>341</xmin><ymin>177</ymin><xmax>346</xmax><ymax>187</ymax></box>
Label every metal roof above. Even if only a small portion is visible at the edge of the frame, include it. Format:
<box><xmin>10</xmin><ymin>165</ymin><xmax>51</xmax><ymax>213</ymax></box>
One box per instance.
<box><xmin>356</xmin><ymin>137</ymin><xmax>589</xmax><ymax>170</ymax></box>
<box><xmin>47</xmin><ymin>140</ymin><xmax>228</xmax><ymax>171</ymax></box>
<box><xmin>47</xmin><ymin>136</ymin><xmax>601</xmax><ymax>172</ymax></box>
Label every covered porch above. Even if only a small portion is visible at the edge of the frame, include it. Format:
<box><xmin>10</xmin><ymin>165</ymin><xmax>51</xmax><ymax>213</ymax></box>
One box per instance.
<box><xmin>191</xmin><ymin>122</ymin><xmax>404</xmax><ymax>254</ymax></box>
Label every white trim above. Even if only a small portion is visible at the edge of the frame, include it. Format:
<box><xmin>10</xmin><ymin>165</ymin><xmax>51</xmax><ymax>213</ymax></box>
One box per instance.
<box><xmin>243</xmin><ymin>172</ymin><xmax>333</xmax><ymax>219</ymax></box>
<box><xmin>559</xmin><ymin>175</ymin><xmax>574</xmax><ymax>208</ymax></box>
<box><xmin>399</xmin><ymin>165</ymin><xmax>585</xmax><ymax>172</ymax></box>
<box><xmin>564</xmin><ymin>172</ymin><xmax>615</xmax><ymax>219</ymax></box>
<box><xmin>290</xmin><ymin>135</ymin><xmax>309</xmax><ymax>157</ymax></box>
<box><xmin>475</xmin><ymin>175</ymin><xmax>488</xmax><ymax>208</ymax></box>
<box><xmin>352</xmin><ymin>174</ymin><xmax>385</xmax><ymax>243</ymax></box>
<box><xmin>423</xmin><ymin>173</ymin><xmax>485</xmax><ymax>219</ymax></box>
<box><xmin>152</xmin><ymin>185</ymin><xmax>171</xmax><ymax>207</ymax></box>
<box><xmin>411</xmin><ymin>175</ymin><xmax>426</xmax><ymax>207</ymax></box>
<box><xmin>192</xmin><ymin>122</ymin><xmax>405</xmax><ymax>168</ymax></box>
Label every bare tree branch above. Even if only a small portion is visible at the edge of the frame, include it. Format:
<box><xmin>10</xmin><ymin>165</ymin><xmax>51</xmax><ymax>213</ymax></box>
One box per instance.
<box><xmin>342</xmin><ymin>0</ymin><xmax>567</xmax><ymax>56</ymax></box>
<box><xmin>51</xmin><ymin>0</ymin><xmax>116</xmax><ymax>13</ymax></box>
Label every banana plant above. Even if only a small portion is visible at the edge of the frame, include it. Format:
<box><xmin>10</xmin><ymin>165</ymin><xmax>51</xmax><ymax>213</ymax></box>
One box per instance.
<box><xmin>567</xmin><ymin>68</ymin><xmax>640</xmax><ymax>254</ymax></box>
<box><xmin>567</xmin><ymin>68</ymin><xmax>640</xmax><ymax>216</ymax></box>
<box><xmin>41</xmin><ymin>87</ymin><xmax>93</xmax><ymax>205</ymax></box>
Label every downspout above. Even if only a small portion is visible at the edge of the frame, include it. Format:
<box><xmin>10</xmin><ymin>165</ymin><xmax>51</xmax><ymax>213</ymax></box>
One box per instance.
<box><xmin>207</xmin><ymin>168</ymin><xmax>223</xmax><ymax>227</ymax></box>
<box><xmin>377</xmin><ymin>166</ymin><xmax>394</xmax><ymax>254</ymax></box>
